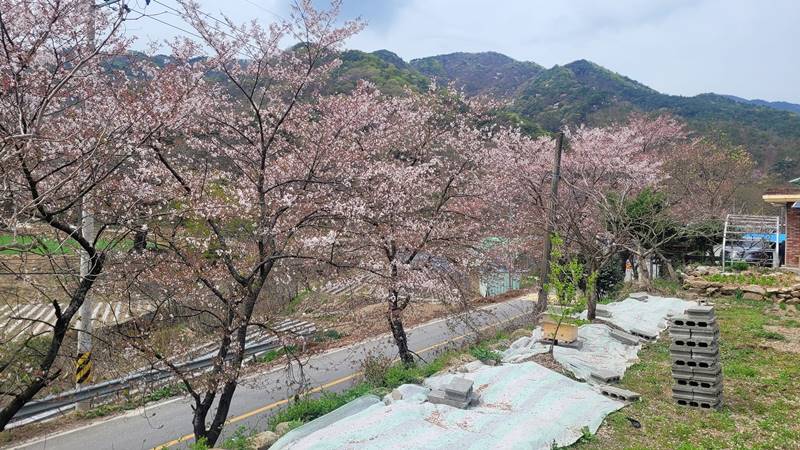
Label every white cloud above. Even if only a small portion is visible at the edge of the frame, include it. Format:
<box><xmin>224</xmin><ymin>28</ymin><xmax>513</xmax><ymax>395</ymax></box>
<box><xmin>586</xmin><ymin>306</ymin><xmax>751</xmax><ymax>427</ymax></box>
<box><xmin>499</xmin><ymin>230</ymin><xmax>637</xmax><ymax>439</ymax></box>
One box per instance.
<box><xmin>125</xmin><ymin>0</ymin><xmax>800</xmax><ymax>103</ymax></box>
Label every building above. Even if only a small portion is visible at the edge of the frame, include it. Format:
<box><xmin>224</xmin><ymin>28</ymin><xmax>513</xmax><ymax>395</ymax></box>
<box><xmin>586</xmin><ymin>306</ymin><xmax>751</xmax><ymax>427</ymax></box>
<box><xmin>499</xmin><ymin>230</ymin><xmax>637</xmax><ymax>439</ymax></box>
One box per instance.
<box><xmin>763</xmin><ymin>185</ymin><xmax>800</xmax><ymax>269</ymax></box>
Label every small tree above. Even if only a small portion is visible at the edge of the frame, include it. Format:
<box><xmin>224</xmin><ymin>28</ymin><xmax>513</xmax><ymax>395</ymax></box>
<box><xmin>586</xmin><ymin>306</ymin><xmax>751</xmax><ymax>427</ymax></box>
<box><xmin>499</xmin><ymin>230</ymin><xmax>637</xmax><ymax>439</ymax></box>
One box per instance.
<box><xmin>545</xmin><ymin>234</ymin><xmax>593</xmax><ymax>354</ymax></box>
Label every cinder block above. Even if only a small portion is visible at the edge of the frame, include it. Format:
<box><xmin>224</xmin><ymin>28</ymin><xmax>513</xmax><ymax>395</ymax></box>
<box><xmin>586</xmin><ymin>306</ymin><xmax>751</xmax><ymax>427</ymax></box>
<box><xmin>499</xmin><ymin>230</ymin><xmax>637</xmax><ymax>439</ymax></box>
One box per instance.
<box><xmin>674</xmin><ymin>396</ymin><xmax>722</xmax><ymax>410</ymax></box>
<box><xmin>538</xmin><ymin>338</ymin><xmax>583</xmax><ymax>350</ymax></box>
<box><xmin>610</xmin><ymin>329</ymin><xmax>642</xmax><ymax>346</ymax></box>
<box><xmin>669</xmin><ymin>342</ymin><xmax>720</xmax><ymax>356</ymax></box>
<box><xmin>595</xmin><ymin>305</ymin><xmax>612</xmax><ymax>318</ymax></box>
<box><xmin>670</xmin><ymin>315</ymin><xmax>718</xmax><ymax>330</ymax></box>
<box><xmin>444</xmin><ymin>377</ymin><xmax>473</xmax><ymax>400</ymax></box>
<box><xmin>590</xmin><ymin>369</ymin><xmax>621</xmax><ymax>384</ymax></box>
<box><xmin>673</xmin><ymin>380</ymin><xmax>723</xmax><ymax>395</ymax></box>
<box><xmin>671</xmin><ymin>356</ymin><xmax>721</xmax><ymax>373</ymax></box>
<box><xmin>686</xmin><ymin>305</ymin><xmax>716</xmax><ymax>319</ymax></box>
<box><xmin>672</xmin><ymin>369</ymin><xmax>723</xmax><ymax>385</ymax></box>
<box><xmin>599</xmin><ymin>385</ymin><xmax>640</xmax><ymax>402</ymax></box>
<box><xmin>629</xmin><ymin>328</ymin><xmax>658</xmax><ymax>341</ymax></box>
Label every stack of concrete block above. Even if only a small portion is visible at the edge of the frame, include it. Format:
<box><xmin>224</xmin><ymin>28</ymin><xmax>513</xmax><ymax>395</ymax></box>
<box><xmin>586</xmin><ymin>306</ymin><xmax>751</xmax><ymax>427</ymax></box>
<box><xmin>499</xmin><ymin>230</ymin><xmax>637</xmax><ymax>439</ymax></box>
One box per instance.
<box><xmin>669</xmin><ymin>305</ymin><xmax>723</xmax><ymax>410</ymax></box>
<box><xmin>427</xmin><ymin>377</ymin><xmax>478</xmax><ymax>409</ymax></box>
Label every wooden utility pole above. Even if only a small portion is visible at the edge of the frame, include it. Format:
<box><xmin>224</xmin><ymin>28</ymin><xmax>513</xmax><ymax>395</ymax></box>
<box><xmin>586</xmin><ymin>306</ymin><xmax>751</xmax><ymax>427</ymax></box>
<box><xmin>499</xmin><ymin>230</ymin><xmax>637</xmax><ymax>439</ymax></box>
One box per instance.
<box><xmin>536</xmin><ymin>132</ymin><xmax>564</xmax><ymax>315</ymax></box>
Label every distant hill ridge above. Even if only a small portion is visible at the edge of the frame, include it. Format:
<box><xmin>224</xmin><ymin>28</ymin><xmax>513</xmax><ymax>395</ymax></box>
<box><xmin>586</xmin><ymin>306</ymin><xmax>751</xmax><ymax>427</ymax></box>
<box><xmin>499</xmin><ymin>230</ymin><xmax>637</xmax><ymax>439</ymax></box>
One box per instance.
<box><xmin>332</xmin><ymin>50</ymin><xmax>798</xmax><ymax>178</ymax></box>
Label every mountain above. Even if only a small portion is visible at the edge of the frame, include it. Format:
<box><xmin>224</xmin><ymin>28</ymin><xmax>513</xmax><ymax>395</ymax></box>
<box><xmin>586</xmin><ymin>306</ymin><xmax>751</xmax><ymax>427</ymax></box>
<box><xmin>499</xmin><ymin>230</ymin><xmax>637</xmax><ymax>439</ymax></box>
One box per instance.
<box><xmin>410</xmin><ymin>52</ymin><xmax>543</xmax><ymax>97</ymax></box>
<box><xmin>331</xmin><ymin>51</ymin><xmax>799</xmax><ymax>179</ymax></box>
<box><xmin>721</xmin><ymin>95</ymin><xmax>800</xmax><ymax>115</ymax></box>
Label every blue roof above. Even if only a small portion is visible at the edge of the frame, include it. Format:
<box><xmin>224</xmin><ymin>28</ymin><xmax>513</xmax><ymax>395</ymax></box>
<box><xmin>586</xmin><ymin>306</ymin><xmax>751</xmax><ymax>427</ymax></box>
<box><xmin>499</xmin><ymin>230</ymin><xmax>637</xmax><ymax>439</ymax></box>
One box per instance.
<box><xmin>743</xmin><ymin>233</ymin><xmax>786</xmax><ymax>243</ymax></box>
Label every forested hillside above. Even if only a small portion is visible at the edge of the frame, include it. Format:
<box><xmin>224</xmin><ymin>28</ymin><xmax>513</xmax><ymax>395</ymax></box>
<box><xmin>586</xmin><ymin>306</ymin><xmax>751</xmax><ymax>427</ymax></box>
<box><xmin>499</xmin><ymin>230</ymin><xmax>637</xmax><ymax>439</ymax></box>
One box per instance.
<box><xmin>330</xmin><ymin>50</ymin><xmax>800</xmax><ymax>180</ymax></box>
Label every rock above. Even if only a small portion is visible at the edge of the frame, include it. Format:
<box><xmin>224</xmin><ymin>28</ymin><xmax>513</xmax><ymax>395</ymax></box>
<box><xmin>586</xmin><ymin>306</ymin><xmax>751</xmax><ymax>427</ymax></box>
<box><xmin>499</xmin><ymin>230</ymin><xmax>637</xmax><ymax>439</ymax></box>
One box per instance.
<box><xmin>705</xmin><ymin>287</ymin><xmax>719</xmax><ymax>296</ymax></box>
<box><xmin>720</xmin><ymin>285</ymin><xmax>738</xmax><ymax>294</ymax></box>
<box><xmin>458</xmin><ymin>360</ymin><xmax>485</xmax><ymax>373</ymax></box>
<box><xmin>766</xmin><ymin>287</ymin><xmax>783</xmax><ymax>295</ymax></box>
<box><xmin>743</xmin><ymin>292</ymin><xmax>763</xmax><ymax>301</ymax></box>
<box><xmin>792</xmin><ymin>290</ymin><xmax>800</xmax><ymax>298</ymax></box>
<box><xmin>684</xmin><ymin>278</ymin><xmax>712</xmax><ymax>290</ymax></box>
<box><xmin>510</xmin><ymin>328</ymin><xmax>531</xmax><ymax>340</ymax></box>
<box><xmin>390</xmin><ymin>389</ymin><xmax>403</xmax><ymax>401</ymax></box>
<box><xmin>484</xmin><ymin>359</ymin><xmax>497</xmax><ymax>366</ymax></box>
<box><xmin>741</xmin><ymin>285</ymin><xmax>766</xmax><ymax>296</ymax></box>
<box><xmin>251</xmin><ymin>431</ymin><xmax>279</xmax><ymax>450</ymax></box>
<box><xmin>787</xmin><ymin>298</ymin><xmax>800</xmax><ymax>305</ymax></box>
<box><xmin>275</xmin><ymin>422</ymin><xmax>293</xmax><ymax>437</ymax></box>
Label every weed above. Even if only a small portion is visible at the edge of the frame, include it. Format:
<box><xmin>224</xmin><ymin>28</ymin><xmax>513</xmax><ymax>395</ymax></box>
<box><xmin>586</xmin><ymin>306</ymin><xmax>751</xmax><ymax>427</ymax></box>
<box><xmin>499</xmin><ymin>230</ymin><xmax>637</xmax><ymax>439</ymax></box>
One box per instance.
<box><xmin>469</xmin><ymin>345</ymin><xmax>502</xmax><ymax>364</ymax></box>
<box><xmin>221</xmin><ymin>426</ymin><xmax>253</xmax><ymax>450</ymax></box>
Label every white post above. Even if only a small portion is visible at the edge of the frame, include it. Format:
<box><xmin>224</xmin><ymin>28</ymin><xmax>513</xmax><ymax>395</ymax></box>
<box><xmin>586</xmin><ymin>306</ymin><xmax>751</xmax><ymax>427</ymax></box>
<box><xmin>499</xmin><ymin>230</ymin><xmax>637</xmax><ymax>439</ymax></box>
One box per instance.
<box><xmin>76</xmin><ymin>0</ymin><xmax>96</xmax><ymax>408</ymax></box>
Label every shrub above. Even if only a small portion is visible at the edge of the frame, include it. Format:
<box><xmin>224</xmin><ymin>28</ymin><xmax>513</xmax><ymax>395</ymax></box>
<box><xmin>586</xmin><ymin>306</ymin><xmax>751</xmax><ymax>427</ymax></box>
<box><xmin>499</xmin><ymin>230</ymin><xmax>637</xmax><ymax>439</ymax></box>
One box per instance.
<box><xmin>221</xmin><ymin>426</ymin><xmax>253</xmax><ymax>450</ymax></box>
<box><xmin>469</xmin><ymin>345</ymin><xmax>502</xmax><ymax>364</ymax></box>
<box><xmin>361</xmin><ymin>354</ymin><xmax>392</xmax><ymax>387</ymax></box>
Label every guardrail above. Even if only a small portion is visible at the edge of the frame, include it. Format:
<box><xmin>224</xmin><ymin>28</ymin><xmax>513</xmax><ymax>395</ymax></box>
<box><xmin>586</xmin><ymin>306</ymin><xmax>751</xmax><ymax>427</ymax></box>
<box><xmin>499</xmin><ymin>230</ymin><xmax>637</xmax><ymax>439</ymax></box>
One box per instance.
<box><xmin>10</xmin><ymin>319</ymin><xmax>316</xmax><ymax>425</ymax></box>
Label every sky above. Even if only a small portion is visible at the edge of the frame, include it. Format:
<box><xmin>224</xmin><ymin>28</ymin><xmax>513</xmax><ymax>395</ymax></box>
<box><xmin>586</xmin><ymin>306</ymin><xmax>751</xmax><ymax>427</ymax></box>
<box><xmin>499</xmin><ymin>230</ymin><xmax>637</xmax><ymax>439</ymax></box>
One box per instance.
<box><xmin>123</xmin><ymin>0</ymin><xmax>800</xmax><ymax>103</ymax></box>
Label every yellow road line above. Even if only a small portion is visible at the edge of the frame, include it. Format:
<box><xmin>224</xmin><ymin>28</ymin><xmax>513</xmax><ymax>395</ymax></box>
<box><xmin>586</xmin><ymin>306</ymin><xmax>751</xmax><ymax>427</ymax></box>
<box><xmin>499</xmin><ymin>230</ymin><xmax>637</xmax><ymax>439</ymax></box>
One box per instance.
<box><xmin>152</xmin><ymin>309</ymin><xmax>531</xmax><ymax>449</ymax></box>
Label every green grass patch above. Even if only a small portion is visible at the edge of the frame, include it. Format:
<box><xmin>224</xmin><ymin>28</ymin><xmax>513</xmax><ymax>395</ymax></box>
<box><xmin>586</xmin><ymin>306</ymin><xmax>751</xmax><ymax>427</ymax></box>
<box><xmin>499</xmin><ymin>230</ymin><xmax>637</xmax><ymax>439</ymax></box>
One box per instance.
<box><xmin>573</xmin><ymin>294</ymin><xmax>800</xmax><ymax>449</ymax></box>
<box><xmin>703</xmin><ymin>273</ymin><xmax>783</xmax><ymax>287</ymax></box>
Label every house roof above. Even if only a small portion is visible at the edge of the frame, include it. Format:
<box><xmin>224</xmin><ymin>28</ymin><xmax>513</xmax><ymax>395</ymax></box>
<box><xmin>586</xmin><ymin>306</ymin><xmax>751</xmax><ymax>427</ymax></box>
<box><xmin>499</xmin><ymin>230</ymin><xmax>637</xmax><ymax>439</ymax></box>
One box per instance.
<box><xmin>763</xmin><ymin>185</ymin><xmax>800</xmax><ymax>203</ymax></box>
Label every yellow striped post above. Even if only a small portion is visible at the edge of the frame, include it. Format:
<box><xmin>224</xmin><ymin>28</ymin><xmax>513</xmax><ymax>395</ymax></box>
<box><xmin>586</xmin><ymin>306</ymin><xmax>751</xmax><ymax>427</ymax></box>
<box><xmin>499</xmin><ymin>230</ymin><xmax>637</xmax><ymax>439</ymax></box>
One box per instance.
<box><xmin>75</xmin><ymin>351</ymin><xmax>92</xmax><ymax>384</ymax></box>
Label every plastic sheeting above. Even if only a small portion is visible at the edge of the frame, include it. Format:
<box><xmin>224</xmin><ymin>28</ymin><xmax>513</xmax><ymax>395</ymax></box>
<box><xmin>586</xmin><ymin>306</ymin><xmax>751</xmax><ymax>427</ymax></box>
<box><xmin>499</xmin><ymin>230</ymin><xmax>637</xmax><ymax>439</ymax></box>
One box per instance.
<box><xmin>586</xmin><ymin>294</ymin><xmax>695</xmax><ymax>337</ymax></box>
<box><xmin>271</xmin><ymin>395</ymin><xmax>382</xmax><ymax>450</ymax></box>
<box><xmin>503</xmin><ymin>294</ymin><xmax>695</xmax><ymax>382</ymax></box>
<box><xmin>279</xmin><ymin>363</ymin><xmax>623</xmax><ymax>450</ymax></box>
<box><xmin>503</xmin><ymin>324</ymin><xmax>641</xmax><ymax>382</ymax></box>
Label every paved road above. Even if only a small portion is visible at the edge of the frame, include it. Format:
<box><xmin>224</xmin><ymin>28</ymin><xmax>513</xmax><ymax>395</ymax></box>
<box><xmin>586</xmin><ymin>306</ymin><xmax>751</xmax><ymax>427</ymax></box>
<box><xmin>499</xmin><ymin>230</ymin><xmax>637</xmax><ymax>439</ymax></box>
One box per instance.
<box><xmin>10</xmin><ymin>296</ymin><xmax>535</xmax><ymax>450</ymax></box>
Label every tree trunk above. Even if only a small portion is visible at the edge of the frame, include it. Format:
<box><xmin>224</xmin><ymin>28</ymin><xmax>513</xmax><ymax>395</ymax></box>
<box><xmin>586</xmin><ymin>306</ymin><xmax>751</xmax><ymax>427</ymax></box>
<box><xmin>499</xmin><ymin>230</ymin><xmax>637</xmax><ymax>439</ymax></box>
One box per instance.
<box><xmin>0</xmin><ymin>254</ymin><xmax>103</xmax><ymax>431</ymax></box>
<box><xmin>586</xmin><ymin>260</ymin><xmax>599</xmax><ymax>321</ymax></box>
<box><xmin>133</xmin><ymin>226</ymin><xmax>148</xmax><ymax>252</ymax></box>
<box><xmin>387</xmin><ymin>301</ymin><xmax>413</xmax><ymax>367</ymax></box>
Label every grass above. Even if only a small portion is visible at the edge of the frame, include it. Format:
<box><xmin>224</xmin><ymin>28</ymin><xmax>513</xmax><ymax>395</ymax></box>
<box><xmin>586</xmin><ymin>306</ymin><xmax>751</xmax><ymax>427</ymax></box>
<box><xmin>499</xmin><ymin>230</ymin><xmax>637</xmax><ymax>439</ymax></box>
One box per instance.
<box><xmin>256</xmin><ymin>345</ymin><xmax>298</xmax><ymax>364</ymax></box>
<box><xmin>0</xmin><ymin>233</ymin><xmax>148</xmax><ymax>255</ymax></box>
<box><xmin>77</xmin><ymin>384</ymin><xmax>186</xmax><ymax>419</ymax></box>
<box><xmin>572</xmin><ymin>295</ymin><xmax>800</xmax><ymax>449</ymax></box>
<box><xmin>703</xmin><ymin>273</ymin><xmax>788</xmax><ymax>287</ymax></box>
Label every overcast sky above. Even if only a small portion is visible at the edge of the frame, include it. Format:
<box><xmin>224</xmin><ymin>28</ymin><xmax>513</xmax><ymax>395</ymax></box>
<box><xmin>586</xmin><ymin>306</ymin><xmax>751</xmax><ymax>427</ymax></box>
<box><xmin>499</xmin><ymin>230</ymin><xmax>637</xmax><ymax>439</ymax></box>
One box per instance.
<box><xmin>124</xmin><ymin>0</ymin><xmax>800</xmax><ymax>103</ymax></box>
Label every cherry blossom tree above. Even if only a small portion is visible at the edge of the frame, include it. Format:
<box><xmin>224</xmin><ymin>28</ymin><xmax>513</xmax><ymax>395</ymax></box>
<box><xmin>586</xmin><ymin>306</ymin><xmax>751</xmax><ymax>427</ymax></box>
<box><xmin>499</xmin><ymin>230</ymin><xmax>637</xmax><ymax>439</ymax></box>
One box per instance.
<box><xmin>110</xmin><ymin>1</ymin><xmax>371</xmax><ymax>444</ymax></box>
<box><xmin>0</xmin><ymin>0</ymin><xmax>204</xmax><ymax>429</ymax></box>
<box><xmin>489</xmin><ymin>114</ymin><xmax>684</xmax><ymax>319</ymax></box>
<box><xmin>329</xmin><ymin>88</ymin><xmax>495</xmax><ymax>366</ymax></box>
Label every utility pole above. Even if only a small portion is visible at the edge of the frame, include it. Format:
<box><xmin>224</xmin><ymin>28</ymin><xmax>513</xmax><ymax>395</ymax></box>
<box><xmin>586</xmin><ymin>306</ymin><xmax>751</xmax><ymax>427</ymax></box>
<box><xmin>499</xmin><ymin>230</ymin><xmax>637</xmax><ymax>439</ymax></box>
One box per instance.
<box><xmin>76</xmin><ymin>0</ymin><xmax>128</xmax><ymax>408</ymax></box>
<box><xmin>536</xmin><ymin>132</ymin><xmax>564</xmax><ymax>316</ymax></box>
<box><xmin>75</xmin><ymin>0</ymin><xmax>98</xmax><ymax>410</ymax></box>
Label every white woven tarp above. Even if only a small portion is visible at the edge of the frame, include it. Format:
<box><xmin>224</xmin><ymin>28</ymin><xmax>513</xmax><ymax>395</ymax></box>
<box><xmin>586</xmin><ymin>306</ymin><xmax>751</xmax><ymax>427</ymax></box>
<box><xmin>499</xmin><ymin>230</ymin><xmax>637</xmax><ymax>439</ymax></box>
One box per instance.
<box><xmin>503</xmin><ymin>294</ymin><xmax>695</xmax><ymax>381</ymax></box>
<box><xmin>279</xmin><ymin>363</ymin><xmax>623</xmax><ymax>450</ymax></box>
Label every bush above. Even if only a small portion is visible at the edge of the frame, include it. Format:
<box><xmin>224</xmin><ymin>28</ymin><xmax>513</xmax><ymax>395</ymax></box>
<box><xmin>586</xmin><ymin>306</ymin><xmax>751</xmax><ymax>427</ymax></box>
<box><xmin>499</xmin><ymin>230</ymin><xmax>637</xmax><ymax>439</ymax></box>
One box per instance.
<box><xmin>725</xmin><ymin>261</ymin><xmax>750</xmax><ymax>272</ymax></box>
<box><xmin>469</xmin><ymin>345</ymin><xmax>502</xmax><ymax>364</ymax></box>
<box><xmin>221</xmin><ymin>426</ymin><xmax>253</xmax><ymax>450</ymax></box>
<box><xmin>267</xmin><ymin>383</ymin><xmax>373</xmax><ymax>430</ymax></box>
<box><xmin>361</xmin><ymin>354</ymin><xmax>392</xmax><ymax>387</ymax></box>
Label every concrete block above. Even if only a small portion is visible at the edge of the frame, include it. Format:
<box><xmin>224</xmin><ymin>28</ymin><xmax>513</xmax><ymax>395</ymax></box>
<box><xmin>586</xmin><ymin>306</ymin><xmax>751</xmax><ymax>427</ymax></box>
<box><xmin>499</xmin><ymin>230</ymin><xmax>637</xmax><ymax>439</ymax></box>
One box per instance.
<box><xmin>672</xmin><ymin>369</ymin><xmax>723</xmax><ymax>385</ymax></box>
<box><xmin>590</xmin><ymin>369</ymin><xmax>621</xmax><ymax>384</ymax></box>
<box><xmin>673</xmin><ymin>380</ymin><xmax>723</xmax><ymax>395</ymax></box>
<box><xmin>427</xmin><ymin>389</ymin><xmax>478</xmax><ymax>409</ymax></box>
<box><xmin>610</xmin><ymin>329</ymin><xmax>642</xmax><ymax>346</ymax></box>
<box><xmin>444</xmin><ymin>377</ymin><xmax>473</xmax><ymax>400</ymax></box>
<box><xmin>599</xmin><ymin>385</ymin><xmax>640</xmax><ymax>402</ymax></box>
<box><xmin>538</xmin><ymin>338</ymin><xmax>583</xmax><ymax>350</ymax></box>
<box><xmin>669</xmin><ymin>342</ymin><xmax>720</xmax><ymax>356</ymax></box>
<box><xmin>672</xmin><ymin>388</ymin><xmax>722</xmax><ymax>410</ymax></box>
<box><xmin>686</xmin><ymin>305</ymin><xmax>716</xmax><ymax>319</ymax></box>
<box><xmin>595</xmin><ymin>305</ymin><xmax>612</xmax><ymax>318</ymax></box>
<box><xmin>669</xmin><ymin>352</ymin><xmax>719</xmax><ymax>370</ymax></box>
<box><xmin>672</xmin><ymin>365</ymin><xmax>722</xmax><ymax>377</ymax></box>
<box><xmin>630</xmin><ymin>328</ymin><xmax>658</xmax><ymax>341</ymax></box>
<box><xmin>670</xmin><ymin>315</ymin><xmax>718</xmax><ymax>330</ymax></box>
<box><xmin>629</xmin><ymin>292</ymin><xmax>649</xmax><ymax>301</ymax></box>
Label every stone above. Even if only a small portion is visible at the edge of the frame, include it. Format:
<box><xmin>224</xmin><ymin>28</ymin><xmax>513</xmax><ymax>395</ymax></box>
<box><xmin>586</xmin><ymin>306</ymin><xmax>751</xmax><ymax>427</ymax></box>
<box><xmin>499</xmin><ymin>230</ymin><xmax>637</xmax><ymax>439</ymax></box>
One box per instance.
<box><xmin>743</xmin><ymin>292</ymin><xmax>763</xmax><ymax>301</ymax></box>
<box><xmin>741</xmin><ymin>285</ymin><xmax>766</xmax><ymax>296</ymax></box>
<box><xmin>595</xmin><ymin>305</ymin><xmax>612</xmax><ymax>318</ymax></box>
<box><xmin>629</xmin><ymin>292</ymin><xmax>649</xmax><ymax>301</ymax></box>
<box><xmin>684</xmin><ymin>278</ymin><xmax>712</xmax><ymax>290</ymax></box>
<box><xmin>251</xmin><ymin>431</ymin><xmax>279</xmax><ymax>450</ymax></box>
<box><xmin>510</xmin><ymin>328</ymin><xmax>531</xmax><ymax>340</ymax></box>
<box><xmin>686</xmin><ymin>305</ymin><xmax>715</xmax><ymax>319</ymax></box>
<box><xmin>458</xmin><ymin>361</ymin><xmax>485</xmax><ymax>373</ymax></box>
<box><xmin>720</xmin><ymin>285</ymin><xmax>738</xmax><ymax>294</ymax></box>
<box><xmin>787</xmin><ymin>298</ymin><xmax>800</xmax><ymax>305</ymax></box>
<box><xmin>390</xmin><ymin>389</ymin><xmax>403</xmax><ymax>401</ymax></box>
<box><xmin>484</xmin><ymin>359</ymin><xmax>497</xmax><ymax>366</ymax></box>
<box><xmin>275</xmin><ymin>422</ymin><xmax>293</xmax><ymax>437</ymax></box>
<box><xmin>705</xmin><ymin>287</ymin><xmax>719</xmax><ymax>296</ymax></box>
